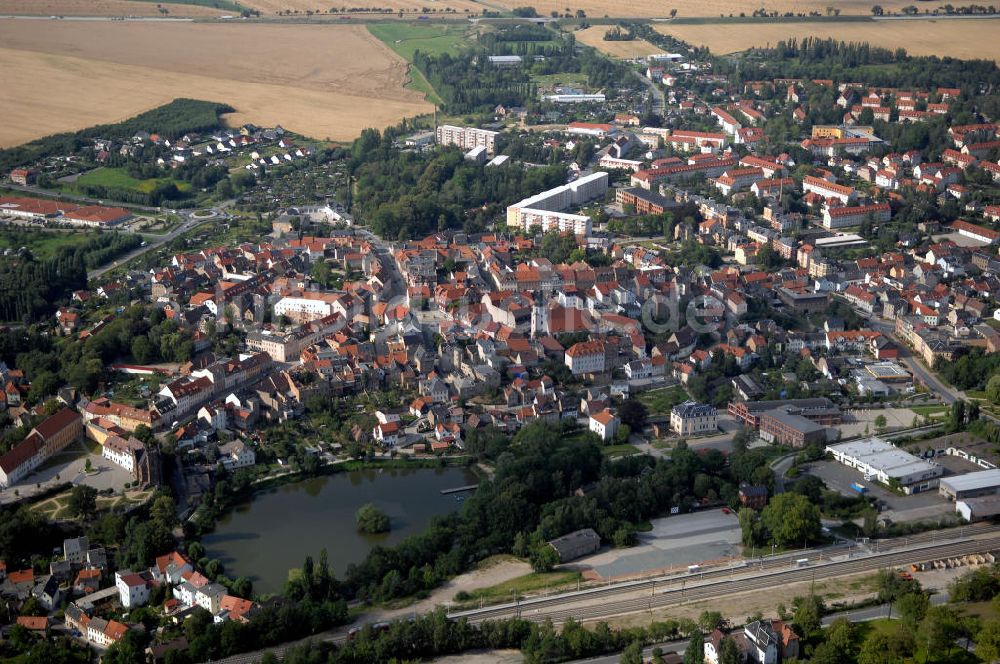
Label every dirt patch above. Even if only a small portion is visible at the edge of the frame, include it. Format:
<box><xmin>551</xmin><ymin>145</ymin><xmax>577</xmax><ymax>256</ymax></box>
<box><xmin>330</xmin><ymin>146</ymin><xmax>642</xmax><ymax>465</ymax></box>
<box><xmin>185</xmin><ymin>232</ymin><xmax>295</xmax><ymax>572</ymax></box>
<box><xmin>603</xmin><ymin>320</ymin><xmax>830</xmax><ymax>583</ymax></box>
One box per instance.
<box><xmin>0</xmin><ymin>21</ymin><xmax>432</xmax><ymax>147</ymax></box>
<box><xmin>655</xmin><ymin>18</ymin><xmax>1000</xmax><ymax>62</ymax></box>
<box><xmin>373</xmin><ymin>556</ymin><xmax>532</xmax><ymax>620</ymax></box>
<box><xmin>0</xmin><ymin>0</ymin><xmax>225</xmax><ymax>16</ymax></box>
<box><xmin>573</xmin><ymin>25</ymin><xmax>664</xmax><ymax>58</ymax></box>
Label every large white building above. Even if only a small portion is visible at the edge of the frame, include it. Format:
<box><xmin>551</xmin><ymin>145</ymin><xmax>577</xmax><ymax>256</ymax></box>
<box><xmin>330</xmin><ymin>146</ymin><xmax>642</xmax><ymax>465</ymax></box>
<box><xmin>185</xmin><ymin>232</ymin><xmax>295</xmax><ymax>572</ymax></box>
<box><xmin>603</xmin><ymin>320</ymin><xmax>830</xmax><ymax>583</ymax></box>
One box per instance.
<box><xmin>436</xmin><ymin>125</ymin><xmax>499</xmax><ymax>154</ymax></box>
<box><xmin>115</xmin><ymin>571</ymin><xmax>151</xmax><ymax>609</ymax></box>
<box><xmin>565</xmin><ymin>340</ymin><xmax>606</xmax><ymax>375</ymax></box>
<box><xmin>273</xmin><ymin>293</ymin><xmax>352</xmax><ymax>323</ymax></box>
<box><xmin>826</xmin><ymin>437</ymin><xmax>944</xmax><ymax>493</ymax></box>
<box><xmin>507</xmin><ymin>172</ymin><xmax>608</xmax><ymax>236</ymax></box>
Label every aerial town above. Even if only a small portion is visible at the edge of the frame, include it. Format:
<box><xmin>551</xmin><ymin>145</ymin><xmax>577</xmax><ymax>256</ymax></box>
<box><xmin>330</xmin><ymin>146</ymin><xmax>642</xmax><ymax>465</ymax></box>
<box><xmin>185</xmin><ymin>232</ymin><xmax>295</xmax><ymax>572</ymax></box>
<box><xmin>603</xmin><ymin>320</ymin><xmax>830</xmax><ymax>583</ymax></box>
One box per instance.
<box><xmin>1</xmin><ymin>8</ymin><xmax>1000</xmax><ymax>664</ymax></box>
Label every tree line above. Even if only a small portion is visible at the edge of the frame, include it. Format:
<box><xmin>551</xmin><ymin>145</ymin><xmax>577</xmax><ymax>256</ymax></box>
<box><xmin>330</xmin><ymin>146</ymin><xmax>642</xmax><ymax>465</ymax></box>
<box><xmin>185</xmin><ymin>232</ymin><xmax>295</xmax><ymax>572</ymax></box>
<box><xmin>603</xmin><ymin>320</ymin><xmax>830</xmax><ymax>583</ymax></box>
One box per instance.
<box><xmin>0</xmin><ymin>99</ymin><xmax>233</xmax><ymax>176</ymax></box>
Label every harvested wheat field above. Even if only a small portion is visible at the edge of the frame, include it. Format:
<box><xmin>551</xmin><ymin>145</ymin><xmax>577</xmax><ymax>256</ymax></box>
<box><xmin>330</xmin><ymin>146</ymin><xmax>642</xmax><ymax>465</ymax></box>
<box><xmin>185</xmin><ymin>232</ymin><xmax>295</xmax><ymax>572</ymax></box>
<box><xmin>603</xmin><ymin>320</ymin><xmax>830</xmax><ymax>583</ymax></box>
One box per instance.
<box><xmin>0</xmin><ymin>21</ymin><xmax>432</xmax><ymax>147</ymax></box>
<box><xmin>574</xmin><ymin>25</ymin><xmax>664</xmax><ymax>58</ymax></box>
<box><xmin>0</xmin><ymin>0</ymin><xmax>226</xmax><ymax>16</ymax></box>
<box><xmin>491</xmin><ymin>0</ymin><xmax>917</xmax><ymax>19</ymax></box>
<box><xmin>656</xmin><ymin>18</ymin><xmax>1000</xmax><ymax>61</ymax></box>
<box><xmin>240</xmin><ymin>0</ymin><xmax>482</xmax><ymax>14</ymax></box>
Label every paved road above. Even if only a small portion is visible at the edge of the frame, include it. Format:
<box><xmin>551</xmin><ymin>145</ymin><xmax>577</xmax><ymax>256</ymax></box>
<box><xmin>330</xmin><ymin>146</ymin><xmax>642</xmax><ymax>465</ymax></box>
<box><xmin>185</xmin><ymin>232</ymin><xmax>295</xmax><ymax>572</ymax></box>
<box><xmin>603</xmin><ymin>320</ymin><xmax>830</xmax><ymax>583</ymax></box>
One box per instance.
<box><xmin>87</xmin><ymin>200</ymin><xmax>236</xmax><ymax>280</ymax></box>
<box><xmin>633</xmin><ymin>70</ymin><xmax>665</xmax><ymax>117</ymax></box>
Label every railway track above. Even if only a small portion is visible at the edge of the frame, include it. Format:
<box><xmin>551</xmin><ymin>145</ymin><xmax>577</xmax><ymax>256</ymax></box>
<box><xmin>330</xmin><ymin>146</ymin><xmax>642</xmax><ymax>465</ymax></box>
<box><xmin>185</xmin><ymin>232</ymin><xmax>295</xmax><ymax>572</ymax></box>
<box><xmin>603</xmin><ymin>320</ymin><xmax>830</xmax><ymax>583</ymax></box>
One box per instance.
<box><xmin>451</xmin><ymin>530</ymin><xmax>1000</xmax><ymax>624</ymax></box>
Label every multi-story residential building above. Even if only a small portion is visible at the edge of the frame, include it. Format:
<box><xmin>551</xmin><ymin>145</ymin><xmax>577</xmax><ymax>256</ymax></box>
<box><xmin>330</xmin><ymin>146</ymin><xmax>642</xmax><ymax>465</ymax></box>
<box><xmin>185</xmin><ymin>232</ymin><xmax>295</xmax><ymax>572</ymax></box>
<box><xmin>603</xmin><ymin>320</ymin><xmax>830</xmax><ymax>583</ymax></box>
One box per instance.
<box><xmin>670</xmin><ymin>400</ymin><xmax>718</xmax><ymax>435</ymax></box>
<box><xmin>115</xmin><ymin>571</ymin><xmax>151</xmax><ymax>609</ymax></box>
<box><xmin>802</xmin><ymin>175</ymin><xmax>856</xmax><ymax>204</ymax></box>
<box><xmin>822</xmin><ymin>202</ymin><xmax>891</xmax><ymax>229</ymax></box>
<box><xmin>589</xmin><ymin>409</ymin><xmax>619</xmax><ymax>441</ymax></box>
<box><xmin>507</xmin><ymin>172</ymin><xmax>608</xmax><ymax>236</ymax></box>
<box><xmin>218</xmin><ymin>440</ymin><xmax>256</xmax><ymax>470</ymax></box>
<box><xmin>435</xmin><ymin>125</ymin><xmax>498</xmax><ymax>153</ymax></box>
<box><xmin>565</xmin><ymin>340</ymin><xmax>606</xmax><ymax>375</ymax></box>
<box><xmin>714</xmin><ymin>167</ymin><xmax>764</xmax><ymax>195</ymax></box>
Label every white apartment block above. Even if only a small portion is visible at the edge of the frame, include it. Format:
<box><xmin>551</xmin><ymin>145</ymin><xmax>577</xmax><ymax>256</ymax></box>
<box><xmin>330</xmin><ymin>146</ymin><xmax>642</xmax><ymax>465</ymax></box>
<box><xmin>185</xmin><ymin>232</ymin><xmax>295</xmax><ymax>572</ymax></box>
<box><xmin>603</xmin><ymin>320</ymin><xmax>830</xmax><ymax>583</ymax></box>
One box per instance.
<box><xmin>273</xmin><ymin>293</ymin><xmax>346</xmax><ymax>322</ymax></box>
<box><xmin>507</xmin><ymin>172</ymin><xmax>608</xmax><ymax>236</ymax></box>
<box><xmin>436</xmin><ymin>125</ymin><xmax>499</xmax><ymax>154</ymax></box>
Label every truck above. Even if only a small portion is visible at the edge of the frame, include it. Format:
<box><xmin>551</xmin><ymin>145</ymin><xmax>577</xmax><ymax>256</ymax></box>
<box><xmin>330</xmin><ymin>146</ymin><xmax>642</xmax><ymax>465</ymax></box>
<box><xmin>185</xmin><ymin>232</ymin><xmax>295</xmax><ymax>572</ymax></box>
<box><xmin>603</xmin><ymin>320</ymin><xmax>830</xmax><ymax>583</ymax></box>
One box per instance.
<box><xmin>851</xmin><ymin>482</ymin><xmax>867</xmax><ymax>494</ymax></box>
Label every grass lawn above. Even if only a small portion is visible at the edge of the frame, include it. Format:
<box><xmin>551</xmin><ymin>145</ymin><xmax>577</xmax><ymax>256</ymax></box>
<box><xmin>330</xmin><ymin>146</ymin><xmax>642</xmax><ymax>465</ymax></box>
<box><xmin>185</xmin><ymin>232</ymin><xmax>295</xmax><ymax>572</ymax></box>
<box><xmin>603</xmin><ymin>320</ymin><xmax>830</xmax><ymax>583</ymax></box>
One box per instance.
<box><xmin>909</xmin><ymin>404</ymin><xmax>949</xmax><ymax>422</ymax></box>
<box><xmin>602</xmin><ymin>443</ymin><xmax>641</xmax><ymax>458</ymax></box>
<box><xmin>638</xmin><ymin>385</ymin><xmax>689</xmax><ymax>415</ymax></box>
<box><xmin>0</xmin><ymin>229</ymin><xmax>96</xmax><ymax>260</ymax></box>
<box><xmin>69</xmin><ymin>167</ymin><xmax>191</xmax><ymax>195</ymax></box>
<box><xmin>368</xmin><ymin>23</ymin><xmax>469</xmax><ymax>104</ymax></box>
<box><xmin>369</xmin><ymin>23</ymin><xmax>469</xmax><ymax>59</ymax></box>
<box><xmin>966</xmin><ymin>390</ymin><xmax>988</xmax><ymax>400</ymax></box>
<box><xmin>459</xmin><ymin>571</ymin><xmax>581</xmax><ymax>602</ymax></box>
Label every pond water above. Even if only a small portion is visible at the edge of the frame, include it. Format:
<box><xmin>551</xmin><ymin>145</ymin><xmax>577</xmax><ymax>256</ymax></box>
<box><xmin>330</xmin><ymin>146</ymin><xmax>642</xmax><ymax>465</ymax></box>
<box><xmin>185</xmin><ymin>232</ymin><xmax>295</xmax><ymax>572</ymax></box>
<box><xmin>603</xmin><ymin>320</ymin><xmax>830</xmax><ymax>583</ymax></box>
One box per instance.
<box><xmin>201</xmin><ymin>466</ymin><xmax>478</xmax><ymax>595</ymax></box>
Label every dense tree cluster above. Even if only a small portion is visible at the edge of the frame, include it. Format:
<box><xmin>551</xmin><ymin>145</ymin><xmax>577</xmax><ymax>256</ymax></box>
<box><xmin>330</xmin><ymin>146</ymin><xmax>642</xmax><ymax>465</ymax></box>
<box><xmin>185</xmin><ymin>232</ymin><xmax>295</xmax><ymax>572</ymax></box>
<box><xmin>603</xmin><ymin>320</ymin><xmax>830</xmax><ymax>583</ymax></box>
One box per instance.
<box><xmin>734</xmin><ymin>37</ymin><xmax>1000</xmax><ymax>91</ymax></box>
<box><xmin>350</xmin><ymin>132</ymin><xmax>566</xmax><ymax>238</ymax></box>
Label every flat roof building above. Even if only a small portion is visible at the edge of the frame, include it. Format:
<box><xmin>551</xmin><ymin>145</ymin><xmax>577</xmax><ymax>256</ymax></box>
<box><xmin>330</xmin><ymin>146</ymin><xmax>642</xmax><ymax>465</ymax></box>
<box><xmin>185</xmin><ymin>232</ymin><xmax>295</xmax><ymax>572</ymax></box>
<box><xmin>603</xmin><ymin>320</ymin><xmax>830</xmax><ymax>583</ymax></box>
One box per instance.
<box><xmin>759</xmin><ymin>407</ymin><xmax>828</xmax><ymax>448</ymax></box>
<box><xmin>939</xmin><ymin>469</ymin><xmax>1000</xmax><ymax>501</ymax></box>
<box><xmin>827</xmin><ymin>437</ymin><xmax>944</xmax><ymax>494</ymax></box>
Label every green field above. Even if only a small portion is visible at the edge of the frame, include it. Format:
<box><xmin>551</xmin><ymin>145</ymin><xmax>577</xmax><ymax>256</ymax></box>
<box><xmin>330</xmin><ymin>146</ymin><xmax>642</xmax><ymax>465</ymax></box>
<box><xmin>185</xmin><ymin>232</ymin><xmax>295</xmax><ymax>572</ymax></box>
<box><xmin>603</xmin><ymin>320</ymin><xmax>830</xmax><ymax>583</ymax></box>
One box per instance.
<box><xmin>69</xmin><ymin>167</ymin><xmax>191</xmax><ymax>195</ymax></box>
<box><xmin>368</xmin><ymin>23</ymin><xmax>470</xmax><ymax>104</ymax></box>
<box><xmin>638</xmin><ymin>385</ymin><xmax>690</xmax><ymax>415</ymax></box>
<box><xmin>602</xmin><ymin>443</ymin><xmax>641</xmax><ymax>457</ymax></box>
<box><xmin>0</xmin><ymin>229</ymin><xmax>95</xmax><ymax>260</ymax></box>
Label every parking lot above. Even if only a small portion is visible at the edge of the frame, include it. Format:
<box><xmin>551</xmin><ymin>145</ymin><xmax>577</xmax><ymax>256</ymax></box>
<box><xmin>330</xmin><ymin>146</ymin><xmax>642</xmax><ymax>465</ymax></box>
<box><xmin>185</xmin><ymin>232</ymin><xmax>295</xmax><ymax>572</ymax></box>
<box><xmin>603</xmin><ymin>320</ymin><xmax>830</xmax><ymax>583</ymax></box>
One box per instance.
<box><xmin>804</xmin><ymin>459</ymin><xmax>954</xmax><ymax>523</ymax></box>
<box><xmin>574</xmin><ymin>509</ymin><xmax>742</xmax><ymax>579</ymax></box>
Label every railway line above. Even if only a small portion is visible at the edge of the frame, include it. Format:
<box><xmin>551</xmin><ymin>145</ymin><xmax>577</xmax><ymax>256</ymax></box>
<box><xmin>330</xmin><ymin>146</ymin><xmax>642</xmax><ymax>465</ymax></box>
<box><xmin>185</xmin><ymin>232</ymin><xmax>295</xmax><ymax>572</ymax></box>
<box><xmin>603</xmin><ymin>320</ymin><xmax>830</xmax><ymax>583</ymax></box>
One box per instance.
<box><xmin>449</xmin><ymin>526</ymin><xmax>1000</xmax><ymax>624</ymax></box>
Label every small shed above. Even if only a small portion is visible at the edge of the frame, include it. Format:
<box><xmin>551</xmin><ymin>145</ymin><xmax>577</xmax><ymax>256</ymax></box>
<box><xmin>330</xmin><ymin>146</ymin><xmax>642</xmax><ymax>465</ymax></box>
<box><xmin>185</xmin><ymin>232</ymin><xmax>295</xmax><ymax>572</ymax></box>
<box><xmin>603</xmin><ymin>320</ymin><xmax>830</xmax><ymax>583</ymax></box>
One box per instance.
<box><xmin>548</xmin><ymin>528</ymin><xmax>601</xmax><ymax>562</ymax></box>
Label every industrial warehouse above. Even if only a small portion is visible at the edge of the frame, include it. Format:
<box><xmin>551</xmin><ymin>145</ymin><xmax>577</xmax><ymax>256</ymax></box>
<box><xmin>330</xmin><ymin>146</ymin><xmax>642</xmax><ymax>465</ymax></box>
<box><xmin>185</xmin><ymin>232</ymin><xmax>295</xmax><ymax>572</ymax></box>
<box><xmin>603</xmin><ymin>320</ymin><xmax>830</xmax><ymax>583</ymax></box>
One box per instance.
<box><xmin>826</xmin><ymin>437</ymin><xmax>945</xmax><ymax>494</ymax></box>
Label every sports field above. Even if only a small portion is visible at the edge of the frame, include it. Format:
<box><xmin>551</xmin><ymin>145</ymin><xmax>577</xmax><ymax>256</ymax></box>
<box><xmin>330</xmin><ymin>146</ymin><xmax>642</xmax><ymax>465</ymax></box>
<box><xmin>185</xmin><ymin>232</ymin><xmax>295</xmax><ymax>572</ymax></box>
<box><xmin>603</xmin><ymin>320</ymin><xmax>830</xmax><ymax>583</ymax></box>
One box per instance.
<box><xmin>655</xmin><ymin>18</ymin><xmax>1000</xmax><ymax>61</ymax></box>
<box><xmin>0</xmin><ymin>21</ymin><xmax>433</xmax><ymax>147</ymax></box>
<box><xmin>573</xmin><ymin>25</ymin><xmax>663</xmax><ymax>58</ymax></box>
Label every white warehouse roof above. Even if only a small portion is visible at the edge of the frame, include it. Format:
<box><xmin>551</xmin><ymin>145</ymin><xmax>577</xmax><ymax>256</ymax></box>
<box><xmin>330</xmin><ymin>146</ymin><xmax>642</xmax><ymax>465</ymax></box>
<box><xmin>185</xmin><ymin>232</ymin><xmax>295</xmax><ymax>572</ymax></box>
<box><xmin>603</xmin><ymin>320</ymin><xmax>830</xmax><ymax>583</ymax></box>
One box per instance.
<box><xmin>827</xmin><ymin>437</ymin><xmax>941</xmax><ymax>482</ymax></box>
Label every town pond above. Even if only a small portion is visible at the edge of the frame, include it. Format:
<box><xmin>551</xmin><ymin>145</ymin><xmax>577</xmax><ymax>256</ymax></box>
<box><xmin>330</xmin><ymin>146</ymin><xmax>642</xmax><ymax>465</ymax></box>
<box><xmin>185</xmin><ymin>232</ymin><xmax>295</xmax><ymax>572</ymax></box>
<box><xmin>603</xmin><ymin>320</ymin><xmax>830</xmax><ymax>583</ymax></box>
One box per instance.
<box><xmin>201</xmin><ymin>465</ymin><xmax>478</xmax><ymax>595</ymax></box>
